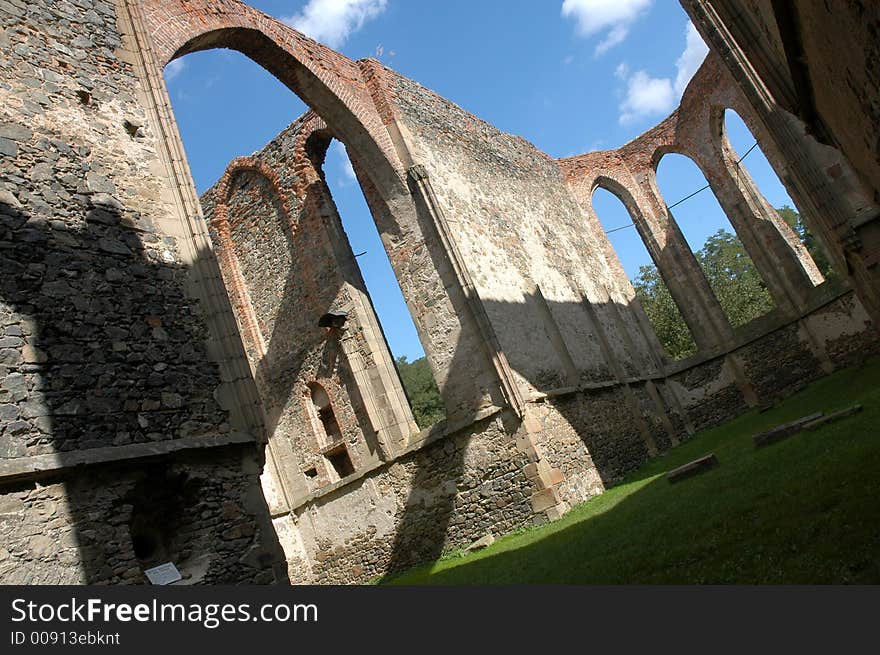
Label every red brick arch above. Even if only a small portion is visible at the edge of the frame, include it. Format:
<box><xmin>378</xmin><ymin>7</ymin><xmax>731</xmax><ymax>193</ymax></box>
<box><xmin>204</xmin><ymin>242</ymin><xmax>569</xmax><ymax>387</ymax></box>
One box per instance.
<box><xmin>137</xmin><ymin>0</ymin><xmax>405</xmax><ymax>198</ymax></box>
<box><xmin>591</xmin><ymin>174</ymin><xmax>644</xmax><ymax>220</ymax></box>
<box><xmin>210</xmin><ymin>156</ymin><xmax>292</xmax><ymax>359</ymax></box>
<box><xmin>291</xmin><ymin>112</ymin><xmax>332</xmax><ymax>200</ymax></box>
<box><xmin>213</xmin><ymin>156</ymin><xmax>292</xmax><ymax>237</ymax></box>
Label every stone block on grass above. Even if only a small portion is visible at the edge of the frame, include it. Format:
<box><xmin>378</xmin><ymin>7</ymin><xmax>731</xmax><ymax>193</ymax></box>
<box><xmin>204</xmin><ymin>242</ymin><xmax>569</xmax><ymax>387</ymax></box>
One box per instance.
<box><xmin>666</xmin><ymin>453</ymin><xmax>718</xmax><ymax>483</ymax></box>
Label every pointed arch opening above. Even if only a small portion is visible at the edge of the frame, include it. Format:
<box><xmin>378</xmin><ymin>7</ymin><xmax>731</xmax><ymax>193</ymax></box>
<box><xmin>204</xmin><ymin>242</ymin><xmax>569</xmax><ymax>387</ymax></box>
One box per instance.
<box><xmin>320</xmin><ymin>138</ymin><xmax>444</xmax><ymax>430</ymax></box>
<box><xmin>656</xmin><ymin>152</ymin><xmax>775</xmax><ymax>329</ymax></box>
<box><xmin>592</xmin><ymin>185</ymin><xmax>697</xmax><ymax>360</ymax></box>
<box><xmin>722</xmin><ymin>108</ymin><xmax>834</xmax><ymax>280</ymax></box>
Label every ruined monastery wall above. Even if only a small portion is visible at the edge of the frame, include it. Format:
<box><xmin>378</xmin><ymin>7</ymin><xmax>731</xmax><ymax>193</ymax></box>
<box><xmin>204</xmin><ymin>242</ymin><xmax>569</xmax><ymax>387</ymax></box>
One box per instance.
<box><xmin>0</xmin><ymin>0</ymin><xmax>284</xmax><ymax>584</ymax></box>
<box><xmin>0</xmin><ymin>0</ymin><xmax>878</xmax><ymax>586</ymax></box>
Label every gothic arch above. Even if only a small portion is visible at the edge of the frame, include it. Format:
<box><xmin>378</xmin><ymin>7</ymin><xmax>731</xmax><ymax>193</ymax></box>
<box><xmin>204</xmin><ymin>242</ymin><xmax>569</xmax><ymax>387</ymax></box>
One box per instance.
<box><xmin>209</xmin><ymin>157</ymin><xmax>292</xmax><ymax>360</ymax></box>
<box><xmin>135</xmin><ymin>0</ymin><xmax>405</xmax><ymax>201</ymax></box>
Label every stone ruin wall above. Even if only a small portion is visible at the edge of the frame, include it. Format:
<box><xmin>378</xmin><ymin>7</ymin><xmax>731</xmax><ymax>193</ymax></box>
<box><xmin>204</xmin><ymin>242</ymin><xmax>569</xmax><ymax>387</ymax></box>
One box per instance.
<box><xmin>200</xmin><ymin>58</ymin><xmax>877</xmax><ymax>583</ymax></box>
<box><xmin>0</xmin><ymin>0</ymin><xmax>286</xmax><ymax>583</ymax></box>
<box><xmin>0</xmin><ymin>0</ymin><xmax>878</xmax><ymax>585</ymax></box>
<box><xmin>200</xmin><ymin>114</ymin><xmax>420</xmax><ymax>515</ymax></box>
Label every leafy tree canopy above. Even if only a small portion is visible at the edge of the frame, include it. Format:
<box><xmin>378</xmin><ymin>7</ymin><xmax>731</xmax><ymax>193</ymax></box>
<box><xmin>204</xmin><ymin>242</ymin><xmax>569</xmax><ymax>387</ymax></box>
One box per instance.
<box><xmin>395</xmin><ymin>356</ymin><xmax>444</xmax><ymax>430</ymax></box>
<box><xmin>632</xmin><ymin>206</ymin><xmax>829</xmax><ymax>360</ymax></box>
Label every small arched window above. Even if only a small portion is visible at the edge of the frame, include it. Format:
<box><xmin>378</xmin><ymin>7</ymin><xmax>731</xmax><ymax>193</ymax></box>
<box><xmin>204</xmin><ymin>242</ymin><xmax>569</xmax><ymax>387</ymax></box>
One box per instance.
<box><xmin>308</xmin><ymin>382</ymin><xmax>342</xmax><ymax>447</ymax></box>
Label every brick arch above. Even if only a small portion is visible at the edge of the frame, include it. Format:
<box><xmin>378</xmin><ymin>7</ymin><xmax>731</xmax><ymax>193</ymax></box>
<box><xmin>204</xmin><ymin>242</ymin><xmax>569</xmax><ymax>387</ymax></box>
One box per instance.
<box><xmin>213</xmin><ymin>156</ymin><xmax>293</xmax><ymax>238</ymax></box>
<box><xmin>136</xmin><ymin>0</ymin><xmax>405</xmax><ymax>198</ymax></box>
<box><xmin>210</xmin><ymin>156</ymin><xmax>293</xmax><ymax>359</ymax></box>
<box><xmin>290</xmin><ymin>112</ymin><xmax>333</xmax><ymax>200</ymax></box>
<box><xmin>649</xmin><ymin>142</ymin><xmax>684</xmax><ymax>173</ymax></box>
<box><xmin>591</xmin><ymin>174</ymin><xmax>646</xmax><ymax>224</ymax></box>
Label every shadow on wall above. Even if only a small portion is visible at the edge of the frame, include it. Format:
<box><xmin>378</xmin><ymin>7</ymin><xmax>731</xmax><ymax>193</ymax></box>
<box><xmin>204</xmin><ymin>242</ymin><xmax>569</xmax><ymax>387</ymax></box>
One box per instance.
<box><xmin>372</xmin><ymin>170</ymin><xmax>714</xmax><ymax>576</ymax></box>
<box><xmin>215</xmin><ymin>135</ymin><xmax>389</xmax><ymax>491</ymax></box>
<box><xmin>375</xmin><ymin>217</ymin><xmax>846</xmax><ymax>577</ymax></box>
<box><xmin>0</xmin><ymin>196</ymin><xmax>286</xmax><ymax>584</ymax></box>
<box><xmin>0</xmin><ymin>183</ymin><xmax>843</xmax><ymax>583</ymax></box>
<box><xmin>382</xmin><ymin>359</ymin><xmax>880</xmax><ymax>584</ymax></box>
<box><xmin>378</xmin><ymin>300</ymin><xmax>679</xmax><ymax>577</ymax></box>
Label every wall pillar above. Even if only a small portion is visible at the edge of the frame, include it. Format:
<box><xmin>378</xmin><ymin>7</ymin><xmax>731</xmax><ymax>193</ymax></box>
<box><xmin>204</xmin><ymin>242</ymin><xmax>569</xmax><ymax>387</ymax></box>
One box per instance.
<box><xmin>348</xmin><ymin>159</ymin><xmax>511</xmax><ymax>425</ymax></box>
<box><xmin>631</xmin><ymin>169</ymin><xmax>735</xmax><ymax>353</ymax></box>
<box><xmin>698</xmin><ymin>139</ymin><xmax>823</xmax><ymax>315</ymax></box>
<box><xmin>681</xmin><ymin>0</ymin><xmax>880</xmax><ymax>327</ymax></box>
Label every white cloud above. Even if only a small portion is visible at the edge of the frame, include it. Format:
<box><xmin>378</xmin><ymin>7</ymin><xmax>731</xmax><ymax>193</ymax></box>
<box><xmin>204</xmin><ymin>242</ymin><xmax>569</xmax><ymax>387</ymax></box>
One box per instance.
<box><xmin>619</xmin><ymin>71</ymin><xmax>674</xmax><ymax>125</ymax></box>
<box><xmin>329</xmin><ymin>140</ymin><xmax>357</xmax><ymax>185</ymax></box>
<box><xmin>616</xmin><ymin>20</ymin><xmax>708</xmax><ymax>125</ymax></box>
<box><xmin>164</xmin><ymin>59</ymin><xmax>186</xmax><ymax>82</ymax></box>
<box><xmin>673</xmin><ymin>21</ymin><xmax>709</xmax><ymax>96</ymax></box>
<box><xmin>561</xmin><ymin>0</ymin><xmax>652</xmax><ymax>56</ymax></box>
<box><xmin>595</xmin><ymin>24</ymin><xmax>628</xmax><ymax>55</ymax></box>
<box><xmin>283</xmin><ymin>0</ymin><xmax>387</xmax><ymax>48</ymax></box>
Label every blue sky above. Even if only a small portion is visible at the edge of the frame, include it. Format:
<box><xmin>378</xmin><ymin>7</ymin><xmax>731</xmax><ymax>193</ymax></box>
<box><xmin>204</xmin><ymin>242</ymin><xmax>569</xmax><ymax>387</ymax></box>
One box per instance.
<box><xmin>165</xmin><ymin>0</ymin><xmax>796</xmax><ymax>361</ymax></box>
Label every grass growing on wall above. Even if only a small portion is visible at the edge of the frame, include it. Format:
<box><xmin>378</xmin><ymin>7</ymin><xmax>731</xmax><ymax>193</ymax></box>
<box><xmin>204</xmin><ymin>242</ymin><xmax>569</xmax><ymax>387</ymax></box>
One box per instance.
<box><xmin>381</xmin><ymin>357</ymin><xmax>880</xmax><ymax>584</ymax></box>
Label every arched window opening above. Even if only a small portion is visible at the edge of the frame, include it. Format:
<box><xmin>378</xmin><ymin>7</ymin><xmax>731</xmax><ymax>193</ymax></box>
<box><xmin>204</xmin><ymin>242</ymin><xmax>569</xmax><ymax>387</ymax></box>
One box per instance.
<box><xmin>309</xmin><ymin>382</ymin><xmax>342</xmax><ymax>447</ymax></box>
<box><xmin>321</xmin><ymin>139</ymin><xmax>444</xmax><ymax>431</ymax></box>
<box><xmin>308</xmin><ymin>381</ymin><xmax>354</xmax><ymax>482</ymax></box>
<box><xmin>723</xmin><ymin>109</ymin><xmax>834</xmax><ymax>279</ymax></box>
<box><xmin>656</xmin><ymin>153</ymin><xmax>775</xmax><ymax>329</ymax></box>
<box><xmin>592</xmin><ymin>186</ymin><xmax>697</xmax><ymax>360</ymax></box>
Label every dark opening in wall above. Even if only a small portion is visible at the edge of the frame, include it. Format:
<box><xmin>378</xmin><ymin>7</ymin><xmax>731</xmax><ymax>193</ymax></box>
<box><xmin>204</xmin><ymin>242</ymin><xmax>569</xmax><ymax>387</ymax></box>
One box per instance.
<box><xmin>303</xmin><ymin>467</ymin><xmax>318</xmax><ymax>479</ymax></box>
<box><xmin>309</xmin><ymin>382</ymin><xmax>342</xmax><ymax>447</ymax></box>
<box><xmin>123</xmin><ymin>119</ymin><xmax>143</xmax><ymax>138</ymax></box>
<box><xmin>324</xmin><ymin>444</ymin><xmax>355</xmax><ymax>480</ymax></box>
<box><xmin>125</xmin><ymin>467</ymin><xmax>201</xmax><ymax>571</ymax></box>
<box><xmin>318</xmin><ymin>406</ymin><xmax>342</xmax><ymax>442</ymax></box>
<box><xmin>130</xmin><ymin>524</ymin><xmax>163</xmax><ymax>562</ymax></box>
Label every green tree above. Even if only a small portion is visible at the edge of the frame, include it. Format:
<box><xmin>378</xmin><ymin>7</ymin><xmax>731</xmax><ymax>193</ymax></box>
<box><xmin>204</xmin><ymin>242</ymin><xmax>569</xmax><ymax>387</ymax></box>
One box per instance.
<box><xmin>776</xmin><ymin>204</ymin><xmax>834</xmax><ymax>277</ymax></box>
<box><xmin>395</xmin><ymin>356</ymin><xmax>444</xmax><ymax>430</ymax></box>
<box><xmin>698</xmin><ymin>228</ymin><xmax>775</xmax><ymax>327</ymax></box>
<box><xmin>633</xmin><ymin>264</ymin><xmax>697</xmax><ymax>360</ymax></box>
<box><xmin>633</xmin><ymin>226</ymin><xmax>785</xmax><ymax>360</ymax></box>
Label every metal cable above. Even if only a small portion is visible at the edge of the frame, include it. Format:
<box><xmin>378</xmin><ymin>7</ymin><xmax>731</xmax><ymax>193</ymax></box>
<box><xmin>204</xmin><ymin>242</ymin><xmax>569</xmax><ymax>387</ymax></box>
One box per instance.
<box><xmin>602</xmin><ymin>141</ymin><xmax>758</xmax><ymax>234</ymax></box>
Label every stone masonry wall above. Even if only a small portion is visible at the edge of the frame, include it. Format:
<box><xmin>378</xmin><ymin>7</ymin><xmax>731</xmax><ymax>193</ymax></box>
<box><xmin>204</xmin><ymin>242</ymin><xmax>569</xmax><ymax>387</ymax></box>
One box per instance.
<box><xmin>278</xmin><ymin>409</ymin><xmax>537</xmax><ymax>584</ymax></box>
<box><xmin>1</xmin><ymin>446</ymin><xmax>278</xmax><ymax>584</ymax></box>
<box><xmin>389</xmin><ymin>70</ymin><xmax>660</xmax><ymax>393</ymax></box>
<box><xmin>200</xmin><ymin>115</ymin><xmax>417</xmax><ymax>505</ymax></box>
<box><xmin>0</xmin><ymin>0</ymin><xmax>282</xmax><ymax>584</ymax></box>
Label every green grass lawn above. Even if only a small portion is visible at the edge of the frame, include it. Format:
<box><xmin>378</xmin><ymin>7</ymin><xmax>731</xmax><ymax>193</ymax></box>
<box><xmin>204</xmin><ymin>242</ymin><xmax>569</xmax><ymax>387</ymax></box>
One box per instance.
<box><xmin>382</xmin><ymin>357</ymin><xmax>880</xmax><ymax>584</ymax></box>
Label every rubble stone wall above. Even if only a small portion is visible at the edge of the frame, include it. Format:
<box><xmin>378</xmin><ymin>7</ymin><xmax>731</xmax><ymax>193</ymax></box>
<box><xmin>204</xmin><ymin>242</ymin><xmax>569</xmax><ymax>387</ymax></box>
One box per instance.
<box><xmin>1</xmin><ymin>0</ymin><xmax>877</xmax><ymax>586</ymax></box>
<box><xmin>0</xmin><ymin>0</ymin><xmax>283</xmax><ymax>584</ymax></box>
